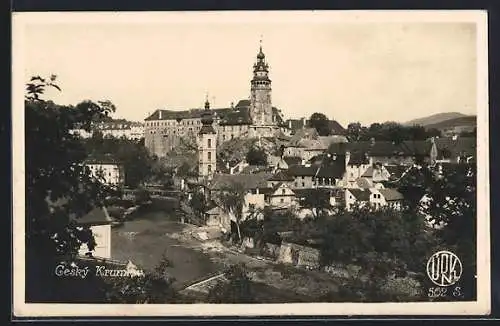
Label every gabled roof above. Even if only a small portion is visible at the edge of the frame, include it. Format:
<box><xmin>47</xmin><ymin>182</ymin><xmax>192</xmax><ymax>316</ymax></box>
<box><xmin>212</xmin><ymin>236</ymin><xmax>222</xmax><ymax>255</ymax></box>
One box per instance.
<box><xmin>218</xmin><ymin>107</ymin><xmax>252</xmax><ymax>126</ymax></box>
<box><xmin>145</xmin><ymin>107</ymin><xmax>232</xmax><ymax>121</ymax></box>
<box><xmin>315</xmin><ymin>157</ymin><xmax>345</xmax><ymax>179</ymax></box>
<box><xmin>435</xmin><ymin>137</ymin><xmax>476</xmax><ymax>159</ymax></box>
<box><xmin>283</xmin><ymin>157</ymin><xmax>302</xmax><ymax>166</ymax></box>
<box><xmin>378</xmin><ymin>188</ymin><xmax>404</xmax><ymax>201</ymax></box>
<box><xmin>235</xmin><ymin>99</ymin><xmax>251</xmax><ymax>108</ymax></box>
<box><xmin>288</xmin><ymin>128</ymin><xmax>319</xmax><ymax>146</ymax></box>
<box><xmin>385</xmin><ymin>165</ymin><xmax>412</xmax><ymax>181</ymax></box>
<box><xmin>268</xmin><ymin>170</ymin><xmax>295</xmax><ymax>182</ymax></box>
<box><xmin>328</xmin><ymin>120</ymin><xmax>347</xmax><ymax>135</ymax></box>
<box><xmin>328</xmin><ymin>140</ymin><xmax>434</xmax><ymax>157</ymax></box>
<box><xmin>209</xmin><ymin>172</ymin><xmax>273</xmax><ymax>191</ymax></box>
<box><xmin>361</xmin><ymin>166</ymin><xmax>374</xmax><ymax>177</ymax></box>
<box><xmin>240</xmin><ymin>165</ymin><xmax>270</xmax><ymax>174</ymax></box>
<box><xmin>286</xmin><ymin>164</ymin><xmax>318</xmax><ymax>177</ymax></box>
<box><xmin>294</xmin><ymin>188</ymin><xmax>333</xmax><ymax>198</ymax></box>
<box><xmin>348</xmin><ymin>152</ymin><xmax>370</xmax><ymax>166</ymax></box>
<box><xmin>75</xmin><ymin>206</ymin><xmax>112</xmax><ymax>226</ymax></box>
<box><xmin>348</xmin><ymin>189</ymin><xmax>371</xmax><ymax>201</ymax></box>
<box><xmin>356</xmin><ymin>178</ymin><xmax>372</xmax><ymax>189</ymax></box>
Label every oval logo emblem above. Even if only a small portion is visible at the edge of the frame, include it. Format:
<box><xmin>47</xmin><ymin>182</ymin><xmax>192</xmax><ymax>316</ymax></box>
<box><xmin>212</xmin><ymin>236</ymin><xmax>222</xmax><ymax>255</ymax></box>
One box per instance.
<box><xmin>426</xmin><ymin>250</ymin><xmax>463</xmax><ymax>287</ymax></box>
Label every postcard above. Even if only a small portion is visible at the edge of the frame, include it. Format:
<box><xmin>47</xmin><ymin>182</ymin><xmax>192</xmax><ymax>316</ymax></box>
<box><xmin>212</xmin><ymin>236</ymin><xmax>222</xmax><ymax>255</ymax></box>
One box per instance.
<box><xmin>12</xmin><ymin>10</ymin><xmax>490</xmax><ymax>317</ymax></box>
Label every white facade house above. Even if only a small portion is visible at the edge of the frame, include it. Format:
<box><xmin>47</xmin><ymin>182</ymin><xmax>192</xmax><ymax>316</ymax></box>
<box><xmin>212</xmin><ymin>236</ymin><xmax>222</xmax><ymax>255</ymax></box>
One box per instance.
<box><xmin>77</xmin><ymin>206</ymin><xmax>112</xmax><ymax>259</ymax></box>
<box><xmin>84</xmin><ymin>156</ymin><xmax>125</xmax><ymax>187</ymax></box>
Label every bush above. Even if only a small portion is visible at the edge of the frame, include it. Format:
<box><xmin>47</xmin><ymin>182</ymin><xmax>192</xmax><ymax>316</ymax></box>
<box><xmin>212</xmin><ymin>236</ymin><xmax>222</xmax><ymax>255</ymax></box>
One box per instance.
<box><xmin>245</xmin><ymin>147</ymin><xmax>267</xmax><ymax>166</ymax></box>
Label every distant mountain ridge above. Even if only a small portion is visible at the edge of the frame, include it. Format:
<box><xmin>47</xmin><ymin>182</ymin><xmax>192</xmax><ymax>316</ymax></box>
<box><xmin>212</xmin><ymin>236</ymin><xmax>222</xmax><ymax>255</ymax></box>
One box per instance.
<box><xmin>404</xmin><ymin>112</ymin><xmax>468</xmax><ymax>126</ymax></box>
<box><xmin>424</xmin><ymin>116</ymin><xmax>476</xmax><ymax>130</ymax></box>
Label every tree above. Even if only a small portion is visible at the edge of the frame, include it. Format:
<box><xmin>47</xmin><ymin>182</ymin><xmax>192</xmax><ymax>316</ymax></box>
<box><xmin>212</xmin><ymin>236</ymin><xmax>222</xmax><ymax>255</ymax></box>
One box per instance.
<box><xmin>214</xmin><ymin>182</ymin><xmax>246</xmax><ymax>242</ymax></box>
<box><xmin>308</xmin><ymin>112</ymin><xmax>331</xmax><ymax>136</ymax></box>
<box><xmin>103</xmin><ymin>255</ymin><xmax>177</xmax><ymax>303</ymax></box>
<box><xmin>298</xmin><ymin>189</ymin><xmax>332</xmax><ymax>219</ymax></box>
<box><xmin>207</xmin><ymin>264</ymin><xmax>255</xmax><ymax>303</ymax></box>
<box><xmin>346</xmin><ymin>122</ymin><xmax>365</xmax><ymax>141</ymax></box>
<box><xmin>83</xmin><ymin>136</ymin><xmax>155</xmax><ymax>188</ymax></box>
<box><xmin>319</xmin><ymin>206</ymin><xmax>437</xmax><ymax>301</ymax></box>
<box><xmin>245</xmin><ymin>146</ymin><xmax>267</xmax><ymax>166</ymax></box>
<box><xmin>24</xmin><ymin>75</ymin><xmax>176</xmax><ymax>303</ymax></box>
<box><xmin>189</xmin><ymin>190</ymin><xmax>208</xmax><ymax>222</ymax></box>
<box><xmin>393</xmin><ymin>163</ymin><xmax>477</xmax><ymax>300</ymax></box>
<box><xmin>25</xmin><ymin>76</ymin><xmax>116</xmax><ymax>301</ymax></box>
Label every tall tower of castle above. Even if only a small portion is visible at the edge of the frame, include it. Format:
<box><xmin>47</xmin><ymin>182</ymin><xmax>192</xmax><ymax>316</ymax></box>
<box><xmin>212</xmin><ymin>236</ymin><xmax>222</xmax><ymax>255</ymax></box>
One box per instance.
<box><xmin>198</xmin><ymin>97</ymin><xmax>217</xmax><ymax>180</ymax></box>
<box><xmin>250</xmin><ymin>40</ymin><xmax>273</xmax><ymax>126</ymax></box>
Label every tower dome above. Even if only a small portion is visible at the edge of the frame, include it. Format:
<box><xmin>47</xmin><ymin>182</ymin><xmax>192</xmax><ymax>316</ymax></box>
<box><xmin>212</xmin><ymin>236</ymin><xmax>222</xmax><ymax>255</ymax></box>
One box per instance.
<box><xmin>201</xmin><ymin>100</ymin><xmax>213</xmax><ymax>125</ymax></box>
<box><xmin>257</xmin><ymin>46</ymin><xmax>265</xmax><ymax>60</ymax></box>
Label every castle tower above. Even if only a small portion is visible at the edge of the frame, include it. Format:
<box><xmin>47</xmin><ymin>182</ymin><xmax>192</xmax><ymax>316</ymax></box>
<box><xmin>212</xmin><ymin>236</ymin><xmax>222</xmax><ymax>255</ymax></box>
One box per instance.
<box><xmin>198</xmin><ymin>97</ymin><xmax>217</xmax><ymax>180</ymax></box>
<box><xmin>250</xmin><ymin>40</ymin><xmax>273</xmax><ymax>126</ymax></box>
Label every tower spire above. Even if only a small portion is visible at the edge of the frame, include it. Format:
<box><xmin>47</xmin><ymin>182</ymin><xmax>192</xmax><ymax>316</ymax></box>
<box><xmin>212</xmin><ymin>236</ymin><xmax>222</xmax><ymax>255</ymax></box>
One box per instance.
<box><xmin>204</xmin><ymin>92</ymin><xmax>210</xmax><ymax>110</ymax></box>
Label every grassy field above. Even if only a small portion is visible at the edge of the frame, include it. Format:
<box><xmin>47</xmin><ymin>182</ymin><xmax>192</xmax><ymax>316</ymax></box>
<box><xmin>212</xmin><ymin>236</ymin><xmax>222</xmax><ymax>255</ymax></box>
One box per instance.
<box><xmin>111</xmin><ymin>211</ymin><xmax>223</xmax><ymax>290</ymax></box>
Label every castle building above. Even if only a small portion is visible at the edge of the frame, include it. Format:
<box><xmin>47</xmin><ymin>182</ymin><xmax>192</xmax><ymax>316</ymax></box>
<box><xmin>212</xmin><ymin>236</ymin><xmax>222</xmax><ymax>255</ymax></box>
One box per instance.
<box><xmin>198</xmin><ymin>99</ymin><xmax>217</xmax><ymax>180</ymax></box>
<box><xmin>144</xmin><ymin>44</ymin><xmax>286</xmax><ymax>158</ymax></box>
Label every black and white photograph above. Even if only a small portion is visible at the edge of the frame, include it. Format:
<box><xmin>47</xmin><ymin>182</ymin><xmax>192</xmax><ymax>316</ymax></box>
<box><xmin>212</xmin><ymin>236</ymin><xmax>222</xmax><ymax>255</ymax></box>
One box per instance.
<box><xmin>12</xmin><ymin>10</ymin><xmax>490</xmax><ymax>317</ymax></box>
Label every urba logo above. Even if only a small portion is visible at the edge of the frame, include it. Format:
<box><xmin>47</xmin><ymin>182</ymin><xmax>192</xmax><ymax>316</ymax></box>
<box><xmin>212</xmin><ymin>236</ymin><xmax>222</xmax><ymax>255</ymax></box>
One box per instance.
<box><xmin>426</xmin><ymin>250</ymin><xmax>462</xmax><ymax>287</ymax></box>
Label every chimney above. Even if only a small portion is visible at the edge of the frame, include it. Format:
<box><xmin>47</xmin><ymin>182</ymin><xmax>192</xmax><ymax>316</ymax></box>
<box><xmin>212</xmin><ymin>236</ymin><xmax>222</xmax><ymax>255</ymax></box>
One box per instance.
<box><xmin>288</xmin><ymin>120</ymin><xmax>292</xmax><ymax>129</ymax></box>
<box><xmin>230</xmin><ymin>102</ymin><xmax>234</xmax><ymax>109</ymax></box>
<box><xmin>158</xmin><ymin>110</ymin><xmax>162</xmax><ymax>120</ymax></box>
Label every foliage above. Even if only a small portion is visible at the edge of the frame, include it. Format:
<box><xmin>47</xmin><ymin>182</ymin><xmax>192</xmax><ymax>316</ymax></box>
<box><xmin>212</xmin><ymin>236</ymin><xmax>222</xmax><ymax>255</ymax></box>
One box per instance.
<box><xmin>320</xmin><ymin>206</ymin><xmax>435</xmax><ymax>272</ymax></box>
<box><xmin>298</xmin><ymin>189</ymin><xmax>332</xmax><ymax>219</ymax></box>
<box><xmin>24</xmin><ymin>75</ymin><xmax>176</xmax><ymax>303</ymax></box>
<box><xmin>103</xmin><ymin>256</ymin><xmax>177</xmax><ymax>303</ymax></box>
<box><xmin>346</xmin><ymin>121</ymin><xmax>442</xmax><ymax>142</ymax></box>
<box><xmin>83</xmin><ymin>135</ymin><xmax>159</xmax><ymax>188</ymax></box>
<box><xmin>134</xmin><ymin>187</ymin><xmax>152</xmax><ymax>205</ymax></box>
<box><xmin>25</xmin><ymin>76</ymin><xmax>115</xmax><ymax>260</ymax></box>
<box><xmin>245</xmin><ymin>146</ymin><xmax>268</xmax><ymax>166</ymax></box>
<box><xmin>308</xmin><ymin>112</ymin><xmax>331</xmax><ymax>136</ymax></box>
<box><xmin>207</xmin><ymin>264</ymin><xmax>255</xmax><ymax>303</ymax></box>
<box><xmin>214</xmin><ymin>181</ymin><xmax>247</xmax><ymax>241</ymax></box>
<box><xmin>393</xmin><ymin>162</ymin><xmax>477</xmax><ymax>299</ymax></box>
<box><xmin>317</xmin><ymin>206</ymin><xmax>437</xmax><ymax>301</ymax></box>
<box><xmin>189</xmin><ymin>190</ymin><xmax>208</xmax><ymax>221</ymax></box>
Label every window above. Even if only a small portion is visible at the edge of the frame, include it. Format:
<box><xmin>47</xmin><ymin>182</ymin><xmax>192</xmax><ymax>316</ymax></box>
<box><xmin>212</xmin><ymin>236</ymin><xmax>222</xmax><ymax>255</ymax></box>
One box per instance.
<box><xmin>302</xmin><ymin>176</ymin><xmax>305</xmax><ymax>179</ymax></box>
<box><xmin>208</xmin><ymin>152</ymin><xmax>212</xmax><ymax>161</ymax></box>
<box><xmin>223</xmin><ymin>135</ymin><xmax>226</xmax><ymax>141</ymax></box>
<box><xmin>231</xmin><ymin>134</ymin><xmax>234</xmax><ymax>139</ymax></box>
<box><xmin>208</xmin><ymin>165</ymin><xmax>212</xmax><ymax>173</ymax></box>
<box><xmin>249</xmin><ymin>204</ymin><xmax>256</xmax><ymax>211</ymax></box>
<box><xmin>280</xmin><ymin>198</ymin><xmax>284</xmax><ymax>203</ymax></box>
<box><xmin>208</xmin><ymin>138</ymin><xmax>212</xmax><ymax>148</ymax></box>
<box><xmin>302</xmin><ymin>182</ymin><xmax>305</xmax><ymax>187</ymax></box>
<box><xmin>282</xmin><ymin>189</ymin><xmax>286</xmax><ymax>195</ymax></box>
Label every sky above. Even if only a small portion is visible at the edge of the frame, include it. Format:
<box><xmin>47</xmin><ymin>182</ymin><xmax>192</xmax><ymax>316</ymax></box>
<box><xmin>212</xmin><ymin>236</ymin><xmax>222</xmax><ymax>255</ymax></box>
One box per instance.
<box><xmin>18</xmin><ymin>12</ymin><xmax>479</xmax><ymax>127</ymax></box>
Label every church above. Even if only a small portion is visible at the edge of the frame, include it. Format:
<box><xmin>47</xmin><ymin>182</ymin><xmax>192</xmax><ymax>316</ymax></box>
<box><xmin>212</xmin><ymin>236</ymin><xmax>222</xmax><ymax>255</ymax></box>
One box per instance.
<box><xmin>144</xmin><ymin>44</ymin><xmax>287</xmax><ymax>157</ymax></box>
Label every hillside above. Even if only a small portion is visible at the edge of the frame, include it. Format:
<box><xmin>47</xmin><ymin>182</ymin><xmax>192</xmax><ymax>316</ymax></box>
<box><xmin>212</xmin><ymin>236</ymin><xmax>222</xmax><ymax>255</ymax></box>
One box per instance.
<box><xmin>424</xmin><ymin>115</ymin><xmax>476</xmax><ymax>130</ymax></box>
<box><xmin>404</xmin><ymin>112</ymin><xmax>468</xmax><ymax>126</ymax></box>
<box><xmin>216</xmin><ymin>137</ymin><xmax>283</xmax><ymax>167</ymax></box>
